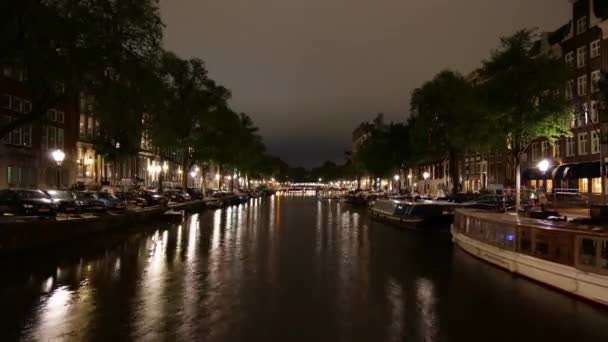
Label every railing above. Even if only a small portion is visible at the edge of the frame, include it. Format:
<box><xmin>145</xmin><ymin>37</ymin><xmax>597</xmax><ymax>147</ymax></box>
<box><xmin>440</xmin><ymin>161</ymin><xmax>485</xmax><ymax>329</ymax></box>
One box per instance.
<box><xmin>454</xmin><ymin>210</ymin><xmax>608</xmax><ymax>276</ymax></box>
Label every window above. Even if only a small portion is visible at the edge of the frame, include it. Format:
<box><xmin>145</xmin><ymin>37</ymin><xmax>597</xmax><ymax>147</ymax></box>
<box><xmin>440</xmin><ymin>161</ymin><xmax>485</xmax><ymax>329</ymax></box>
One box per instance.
<box><xmin>577</xmin><ymin>16</ymin><xmax>587</xmax><ymax>34</ymax></box>
<box><xmin>57</xmin><ymin>128</ymin><xmax>64</xmax><ymax>149</ymax></box>
<box><xmin>11</xmin><ymin>128</ymin><xmax>21</xmax><ymax>146</ymax></box>
<box><xmin>579</xmin><ymin>178</ymin><xmax>589</xmax><ymax>192</ymax></box>
<box><xmin>576</xmin><ymin>109</ymin><xmax>585</xmax><ymax>127</ymax></box>
<box><xmin>591</xmin><ymin>70</ymin><xmax>601</xmax><ymax>93</ymax></box>
<box><xmin>11</xmin><ymin>97</ymin><xmax>22</xmax><ymax>112</ymax></box>
<box><xmin>592</xmin><ymin>131</ymin><xmax>600</xmax><ymax>154</ymax></box>
<box><xmin>566</xmin><ymin>137</ymin><xmax>575</xmax><ymax>156</ymax></box>
<box><xmin>57</xmin><ymin>111</ymin><xmax>64</xmax><ymax>123</ymax></box>
<box><xmin>23</xmin><ymin>101</ymin><xmax>31</xmax><ymax>114</ymax></box>
<box><xmin>7</xmin><ymin>166</ymin><xmax>20</xmax><ymax>186</ymax></box>
<box><xmin>79</xmin><ymin>114</ymin><xmax>86</xmax><ymax>137</ymax></box>
<box><xmin>87</xmin><ymin>117</ymin><xmax>94</xmax><ymax>137</ymax></box>
<box><xmin>48</xmin><ymin>126</ymin><xmax>56</xmax><ymax>150</ymax></box>
<box><xmin>47</xmin><ymin>109</ymin><xmax>56</xmax><ymax>122</ymax></box>
<box><xmin>554</xmin><ymin>141</ymin><xmax>561</xmax><ymax>158</ymax></box>
<box><xmin>1</xmin><ymin>94</ymin><xmax>10</xmax><ymax>109</ymax></box>
<box><xmin>531</xmin><ymin>143</ymin><xmax>539</xmax><ymax>161</ymax></box>
<box><xmin>22</xmin><ymin>125</ymin><xmax>31</xmax><ymax>147</ymax></box>
<box><xmin>578</xmin><ymin>75</ymin><xmax>588</xmax><ymax>96</ymax></box>
<box><xmin>566</xmin><ymin>80</ymin><xmax>575</xmax><ymax>100</ymax></box>
<box><xmin>578</xmin><ymin>132</ymin><xmax>588</xmax><ymax>155</ymax></box>
<box><xmin>591</xmin><ymin>39</ymin><xmax>601</xmax><ymax>58</ymax></box>
<box><xmin>565</xmin><ymin>51</ymin><xmax>575</xmax><ymax>67</ymax></box>
<box><xmin>593</xmin><ymin>177</ymin><xmax>603</xmax><ymax>193</ymax></box>
<box><xmin>579</xmin><ymin>238</ymin><xmax>597</xmax><ymax>266</ymax></box>
<box><xmin>541</xmin><ymin>141</ymin><xmax>549</xmax><ymax>158</ymax></box>
<box><xmin>590</xmin><ymin>101</ymin><xmax>600</xmax><ymax>123</ymax></box>
<box><xmin>577</xmin><ymin>46</ymin><xmax>588</xmax><ymax>68</ymax></box>
<box><xmin>0</xmin><ymin>116</ymin><xmax>10</xmax><ymax>144</ymax></box>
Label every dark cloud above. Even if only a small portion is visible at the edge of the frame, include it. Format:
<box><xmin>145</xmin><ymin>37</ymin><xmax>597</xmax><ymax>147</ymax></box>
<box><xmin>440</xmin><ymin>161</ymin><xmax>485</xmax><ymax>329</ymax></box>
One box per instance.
<box><xmin>159</xmin><ymin>0</ymin><xmax>570</xmax><ymax>167</ymax></box>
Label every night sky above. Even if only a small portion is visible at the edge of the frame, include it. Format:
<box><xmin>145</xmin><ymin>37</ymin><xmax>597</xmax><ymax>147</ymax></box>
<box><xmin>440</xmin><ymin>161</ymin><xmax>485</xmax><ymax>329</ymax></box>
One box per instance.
<box><xmin>160</xmin><ymin>0</ymin><xmax>569</xmax><ymax>167</ymax></box>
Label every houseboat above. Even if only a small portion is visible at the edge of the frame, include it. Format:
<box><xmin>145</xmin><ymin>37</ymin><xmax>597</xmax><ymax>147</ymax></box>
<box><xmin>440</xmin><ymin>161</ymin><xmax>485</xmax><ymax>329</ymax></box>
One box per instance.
<box><xmin>369</xmin><ymin>199</ymin><xmax>456</xmax><ymax>230</ymax></box>
<box><xmin>452</xmin><ymin>209</ymin><xmax>608</xmax><ymax>306</ymax></box>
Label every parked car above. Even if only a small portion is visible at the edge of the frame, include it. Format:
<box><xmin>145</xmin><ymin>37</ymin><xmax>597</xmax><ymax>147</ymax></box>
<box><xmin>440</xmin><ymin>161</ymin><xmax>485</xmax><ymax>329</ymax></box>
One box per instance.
<box><xmin>74</xmin><ymin>191</ymin><xmax>107</xmax><ymax>213</ymax></box>
<box><xmin>164</xmin><ymin>190</ymin><xmax>191</xmax><ymax>203</ymax></box>
<box><xmin>186</xmin><ymin>188</ymin><xmax>204</xmax><ymax>200</ymax></box>
<box><xmin>96</xmin><ymin>191</ymin><xmax>127</xmax><ymax>212</ymax></box>
<box><xmin>0</xmin><ymin>189</ymin><xmax>57</xmax><ymax>218</ymax></box>
<box><xmin>139</xmin><ymin>190</ymin><xmax>169</xmax><ymax>207</ymax></box>
<box><xmin>115</xmin><ymin>192</ymin><xmax>148</xmax><ymax>207</ymax></box>
<box><xmin>45</xmin><ymin>190</ymin><xmax>80</xmax><ymax>214</ymax></box>
<box><xmin>462</xmin><ymin>194</ymin><xmax>515</xmax><ymax>211</ymax></box>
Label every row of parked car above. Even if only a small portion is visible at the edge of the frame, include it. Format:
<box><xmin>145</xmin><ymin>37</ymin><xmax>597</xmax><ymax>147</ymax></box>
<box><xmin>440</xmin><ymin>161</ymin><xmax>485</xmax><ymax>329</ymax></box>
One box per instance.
<box><xmin>0</xmin><ymin>188</ymin><xmax>207</xmax><ymax>219</ymax></box>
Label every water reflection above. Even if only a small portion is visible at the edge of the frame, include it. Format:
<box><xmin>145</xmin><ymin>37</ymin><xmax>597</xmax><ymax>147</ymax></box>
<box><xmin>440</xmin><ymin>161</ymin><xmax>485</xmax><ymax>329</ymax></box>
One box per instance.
<box><xmin>2</xmin><ymin>198</ymin><xmax>608</xmax><ymax>341</ymax></box>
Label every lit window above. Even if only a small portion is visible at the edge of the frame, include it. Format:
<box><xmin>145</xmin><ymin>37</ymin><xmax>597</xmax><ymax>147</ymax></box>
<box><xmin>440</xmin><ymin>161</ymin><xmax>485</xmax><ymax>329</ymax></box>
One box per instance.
<box><xmin>591</xmin><ymin>39</ymin><xmax>601</xmax><ymax>58</ymax></box>
<box><xmin>579</xmin><ymin>178</ymin><xmax>589</xmax><ymax>193</ymax></box>
<box><xmin>593</xmin><ymin>178</ymin><xmax>602</xmax><ymax>193</ymax></box>
<box><xmin>591</xmin><ymin>70</ymin><xmax>601</xmax><ymax>93</ymax></box>
<box><xmin>565</xmin><ymin>51</ymin><xmax>575</xmax><ymax>67</ymax></box>
<box><xmin>578</xmin><ymin>75</ymin><xmax>588</xmax><ymax>96</ymax></box>
<box><xmin>22</xmin><ymin>125</ymin><xmax>31</xmax><ymax>147</ymax></box>
<box><xmin>554</xmin><ymin>141</ymin><xmax>561</xmax><ymax>158</ymax></box>
<box><xmin>592</xmin><ymin>131</ymin><xmax>600</xmax><ymax>154</ymax></box>
<box><xmin>577</xmin><ymin>46</ymin><xmax>588</xmax><ymax>68</ymax></box>
<box><xmin>79</xmin><ymin>114</ymin><xmax>86</xmax><ymax>138</ymax></box>
<box><xmin>577</xmin><ymin>16</ymin><xmax>587</xmax><ymax>34</ymax></box>
<box><xmin>578</xmin><ymin>132</ymin><xmax>588</xmax><ymax>155</ymax></box>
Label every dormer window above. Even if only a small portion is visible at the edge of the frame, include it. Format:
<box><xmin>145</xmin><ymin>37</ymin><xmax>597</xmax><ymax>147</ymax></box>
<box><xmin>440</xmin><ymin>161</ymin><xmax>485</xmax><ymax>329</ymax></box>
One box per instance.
<box><xmin>577</xmin><ymin>16</ymin><xmax>587</xmax><ymax>35</ymax></box>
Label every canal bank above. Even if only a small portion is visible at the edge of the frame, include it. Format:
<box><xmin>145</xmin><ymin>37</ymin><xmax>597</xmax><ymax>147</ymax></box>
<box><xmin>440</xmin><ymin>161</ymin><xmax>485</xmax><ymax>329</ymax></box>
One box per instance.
<box><xmin>1</xmin><ymin>197</ymin><xmax>607</xmax><ymax>341</ymax></box>
<box><xmin>0</xmin><ymin>200</ymin><xmax>205</xmax><ymax>254</ymax></box>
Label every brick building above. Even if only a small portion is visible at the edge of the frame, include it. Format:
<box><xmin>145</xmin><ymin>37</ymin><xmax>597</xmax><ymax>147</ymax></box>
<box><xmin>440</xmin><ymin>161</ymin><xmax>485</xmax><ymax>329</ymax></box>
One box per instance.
<box><xmin>0</xmin><ymin>68</ymin><xmax>79</xmax><ymax>190</ymax></box>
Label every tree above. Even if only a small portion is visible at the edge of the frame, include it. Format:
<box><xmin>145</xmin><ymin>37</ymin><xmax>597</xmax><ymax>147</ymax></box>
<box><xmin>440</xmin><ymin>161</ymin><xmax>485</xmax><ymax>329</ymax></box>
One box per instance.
<box><xmin>480</xmin><ymin>29</ymin><xmax>571</xmax><ymax>210</ymax></box>
<box><xmin>0</xmin><ymin>0</ymin><xmax>163</xmax><ymax>138</ymax></box>
<box><xmin>410</xmin><ymin>70</ymin><xmax>481</xmax><ymax>195</ymax></box>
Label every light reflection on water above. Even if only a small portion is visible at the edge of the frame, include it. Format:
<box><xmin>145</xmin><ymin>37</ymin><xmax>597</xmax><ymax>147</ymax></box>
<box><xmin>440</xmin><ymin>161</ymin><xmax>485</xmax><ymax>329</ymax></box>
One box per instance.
<box><xmin>3</xmin><ymin>197</ymin><xmax>608</xmax><ymax>341</ymax></box>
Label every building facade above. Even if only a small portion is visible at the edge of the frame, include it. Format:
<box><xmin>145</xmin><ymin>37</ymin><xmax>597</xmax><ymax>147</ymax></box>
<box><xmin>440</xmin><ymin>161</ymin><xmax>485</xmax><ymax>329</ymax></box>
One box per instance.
<box><xmin>0</xmin><ymin>68</ymin><xmax>79</xmax><ymax>190</ymax></box>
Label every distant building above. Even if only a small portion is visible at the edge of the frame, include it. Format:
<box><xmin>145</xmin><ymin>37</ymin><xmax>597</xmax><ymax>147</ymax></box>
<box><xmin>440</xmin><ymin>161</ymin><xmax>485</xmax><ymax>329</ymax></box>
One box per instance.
<box><xmin>352</xmin><ymin>113</ymin><xmax>386</xmax><ymax>154</ymax></box>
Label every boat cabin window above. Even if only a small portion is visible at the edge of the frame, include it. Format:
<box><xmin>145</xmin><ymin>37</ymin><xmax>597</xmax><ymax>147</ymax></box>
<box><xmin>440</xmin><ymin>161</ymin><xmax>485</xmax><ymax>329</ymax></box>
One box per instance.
<box><xmin>519</xmin><ymin>228</ymin><xmax>532</xmax><ymax>253</ymax></box>
<box><xmin>411</xmin><ymin>205</ymin><xmax>443</xmax><ymax>218</ymax></box>
<box><xmin>394</xmin><ymin>204</ymin><xmax>408</xmax><ymax>216</ymax></box>
<box><xmin>579</xmin><ymin>238</ymin><xmax>597</xmax><ymax>267</ymax></box>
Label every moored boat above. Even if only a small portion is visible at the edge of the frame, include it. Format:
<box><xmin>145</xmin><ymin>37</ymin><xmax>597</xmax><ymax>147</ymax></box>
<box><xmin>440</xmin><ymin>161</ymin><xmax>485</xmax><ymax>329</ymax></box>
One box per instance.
<box><xmin>452</xmin><ymin>209</ymin><xmax>608</xmax><ymax>306</ymax></box>
<box><xmin>369</xmin><ymin>199</ymin><xmax>456</xmax><ymax>230</ymax></box>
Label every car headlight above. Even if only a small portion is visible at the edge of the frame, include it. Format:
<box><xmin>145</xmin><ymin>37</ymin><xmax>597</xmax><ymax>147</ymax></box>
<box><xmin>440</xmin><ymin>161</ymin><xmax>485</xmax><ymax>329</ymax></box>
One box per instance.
<box><xmin>22</xmin><ymin>204</ymin><xmax>34</xmax><ymax>209</ymax></box>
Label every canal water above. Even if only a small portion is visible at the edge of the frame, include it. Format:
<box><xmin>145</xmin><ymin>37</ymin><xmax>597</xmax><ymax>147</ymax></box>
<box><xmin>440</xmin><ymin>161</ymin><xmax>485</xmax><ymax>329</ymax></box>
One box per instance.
<box><xmin>1</xmin><ymin>196</ymin><xmax>607</xmax><ymax>341</ymax></box>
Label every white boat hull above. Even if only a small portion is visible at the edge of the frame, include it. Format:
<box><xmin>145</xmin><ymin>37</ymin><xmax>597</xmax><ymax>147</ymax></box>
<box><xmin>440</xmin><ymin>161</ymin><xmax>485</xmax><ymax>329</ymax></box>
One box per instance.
<box><xmin>451</xmin><ymin>226</ymin><xmax>608</xmax><ymax>306</ymax></box>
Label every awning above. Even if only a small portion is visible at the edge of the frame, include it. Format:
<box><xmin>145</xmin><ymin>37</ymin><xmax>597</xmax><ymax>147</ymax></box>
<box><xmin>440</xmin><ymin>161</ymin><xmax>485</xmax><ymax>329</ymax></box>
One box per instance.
<box><xmin>553</xmin><ymin>162</ymin><xmax>606</xmax><ymax>179</ymax></box>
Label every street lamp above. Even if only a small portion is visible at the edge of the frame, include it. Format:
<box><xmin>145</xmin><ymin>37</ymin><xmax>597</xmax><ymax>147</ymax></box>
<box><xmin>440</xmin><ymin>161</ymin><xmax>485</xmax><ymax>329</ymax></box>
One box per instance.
<box><xmin>537</xmin><ymin>159</ymin><xmax>550</xmax><ymax>191</ymax></box>
<box><xmin>51</xmin><ymin>149</ymin><xmax>65</xmax><ymax>189</ymax></box>
<box><xmin>423</xmin><ymin>171</ymin><xmax>430</xmax><ymax>196</ymax></box>
<box><xmin>394</xmin><ymin>174</ymin><xmax>400</xmax><ymax>193</ymax></box>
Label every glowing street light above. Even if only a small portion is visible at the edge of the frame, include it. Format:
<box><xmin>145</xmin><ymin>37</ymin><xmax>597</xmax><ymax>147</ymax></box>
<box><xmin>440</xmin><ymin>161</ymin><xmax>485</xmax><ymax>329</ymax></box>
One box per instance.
<box><xmin>51</xmin><ymin>149</ymin><xmax>65</xmax><ymax>189</ymax></box>
<box><xmin>537</xmin><ymin>159</ymin><xmax>550</xmax><ymax>173</ymax></box>
<box><xmin>422</xmin><ymin>171</ymin><xmax>430</xmax><ymax>196</ymax></box>
<box><xmin>393</xmin><ymin>174</ymin><xmax>400</xmax><ymax>181</ymax></box>
<box><xmin>190</xmin><ymin>171</ymin><xmax>197</xmax><ymax>178</ymax></box>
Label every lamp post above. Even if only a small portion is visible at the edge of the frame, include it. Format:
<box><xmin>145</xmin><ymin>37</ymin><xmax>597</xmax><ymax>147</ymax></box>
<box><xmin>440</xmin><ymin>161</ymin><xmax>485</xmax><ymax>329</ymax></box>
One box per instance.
<box><xmin>394</xmin><ymin>174</ymin><xmax>400</xmax><ymax>193</ymax></box>
<box><xmin>51</xmin><ymin>150</ymin><xmax>65</xmax><ymax>189</ymax></box>
<box><xmin>423</xmin><ymin>171</ymin><xmax>430</xmax><ymax>196</ymax></box>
